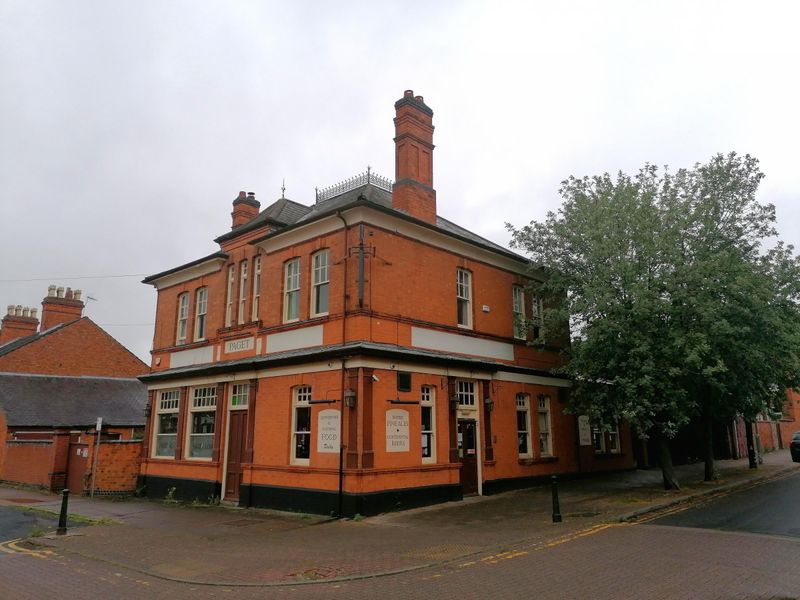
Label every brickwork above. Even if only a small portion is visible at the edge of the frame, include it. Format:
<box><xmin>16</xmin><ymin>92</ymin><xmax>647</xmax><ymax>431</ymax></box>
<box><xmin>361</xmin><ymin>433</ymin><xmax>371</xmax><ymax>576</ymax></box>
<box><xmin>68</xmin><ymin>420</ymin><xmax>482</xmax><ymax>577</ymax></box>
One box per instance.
<box><xmin>2</xmin><ymin>440</ymin><xmax>55</xmax><ymax>487</ymax></box>
<box><xmin>0</xmin><ymin>317</ymin><xmax>147</xmax><ymax>377</ymax></box>
<box><xmin>92</xmin><ymin>440</ymin><xmax>143</xmax><ymax>493</ymax></box>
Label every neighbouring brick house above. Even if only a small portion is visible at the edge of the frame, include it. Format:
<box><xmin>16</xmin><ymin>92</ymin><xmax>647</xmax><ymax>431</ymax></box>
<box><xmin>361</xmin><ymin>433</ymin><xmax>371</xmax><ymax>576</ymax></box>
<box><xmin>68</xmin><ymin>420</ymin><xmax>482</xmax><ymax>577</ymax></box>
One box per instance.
<box><xmin>0</xmin><ymin>286</ymin><xmax>148</xmax><ymax>493</ymax></box>
<box><xmin>138</xmin><ymin>91</ymin><xmax>634</xmax><ymax>516</ymax></box>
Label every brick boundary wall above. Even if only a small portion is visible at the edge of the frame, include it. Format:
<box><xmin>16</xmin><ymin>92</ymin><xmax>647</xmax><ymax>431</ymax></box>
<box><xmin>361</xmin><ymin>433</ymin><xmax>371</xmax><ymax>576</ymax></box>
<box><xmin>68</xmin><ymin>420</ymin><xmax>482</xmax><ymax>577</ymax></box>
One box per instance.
<box><xmin>89</xmin><ymin>440</ymin><xmax>143</xmax><ymax>495</ymax></box>
<box><xmin>1</xmin><ymin>440</ymin><xmax>56</xmax><ymax>488</ymax></box>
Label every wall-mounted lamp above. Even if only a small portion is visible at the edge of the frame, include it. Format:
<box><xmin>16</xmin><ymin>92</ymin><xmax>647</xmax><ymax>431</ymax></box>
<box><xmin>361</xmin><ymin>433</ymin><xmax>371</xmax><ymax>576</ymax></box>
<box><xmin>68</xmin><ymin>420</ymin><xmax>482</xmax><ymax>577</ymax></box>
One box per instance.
<box><xmin>344</xmin><ymin>388</ymin><xmax>356</xmax><ymax>409</ymax></box>
<box><xmin>449</xmin><ymin>395</ymin><xmax>459</xmax><ymax>411</ymax></box>
<box><xmin>484</xmin><ymin>396</ymin><xmax>495</xmax><ymax>412</ymax></box>
<box><xmin>144</xmin><ymin>404</ymin><xmax>151</xmax><ymax>418</ymax></box>
<box><xmin>371</xmin><ymin>374</ymin><xmax>380</xmax><ymax>382</ymax></box>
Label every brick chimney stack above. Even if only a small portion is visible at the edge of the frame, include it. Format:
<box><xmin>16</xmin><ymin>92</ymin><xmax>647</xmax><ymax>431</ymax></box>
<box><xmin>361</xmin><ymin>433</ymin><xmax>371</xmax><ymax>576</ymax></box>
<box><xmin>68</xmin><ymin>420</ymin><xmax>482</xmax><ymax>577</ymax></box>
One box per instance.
<box><xmin>392</xmin><ymin>90</ymin><xmax>436</xmax><ymax>224</ymax></box>
<box><xmin>40</xmin><ymin>284</ymin><xmax>84</xmax><ymax>330</ymax></box>
<box><xmin>0</xmin><ymin>305</ymin><xmax>40</xmax><ymax>345</ymax></box>
<box><xmin>231</xmin><ymin>191</ymin><xmax>261</xmax><ymax>228</ymax></box>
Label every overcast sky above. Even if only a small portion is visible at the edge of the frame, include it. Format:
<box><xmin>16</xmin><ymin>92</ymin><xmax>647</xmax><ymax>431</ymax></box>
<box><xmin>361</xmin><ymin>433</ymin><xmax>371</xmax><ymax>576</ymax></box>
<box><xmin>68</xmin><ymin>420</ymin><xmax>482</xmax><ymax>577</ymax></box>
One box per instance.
<box><xmin>2</xmin><ymin>1</ymin><xmax>799</xmax><ymax>362</ymax></box>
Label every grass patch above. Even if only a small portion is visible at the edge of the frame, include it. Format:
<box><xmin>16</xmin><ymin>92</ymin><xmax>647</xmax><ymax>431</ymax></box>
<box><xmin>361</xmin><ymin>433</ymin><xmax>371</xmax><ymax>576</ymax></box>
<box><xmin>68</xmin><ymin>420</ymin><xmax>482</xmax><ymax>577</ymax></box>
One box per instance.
<box><xmin>10</xmin><ymin>505</ymin><xmax>114</xmax><ymax>526</ymax></box>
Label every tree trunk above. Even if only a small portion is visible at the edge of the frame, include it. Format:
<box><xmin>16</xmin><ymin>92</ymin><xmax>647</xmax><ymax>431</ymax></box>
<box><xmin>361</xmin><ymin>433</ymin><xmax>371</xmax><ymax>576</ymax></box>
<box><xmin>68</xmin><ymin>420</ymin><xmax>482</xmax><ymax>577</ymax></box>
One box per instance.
<box><xmin>654</xmin><ymin>430</ymin><xmax>680</xmax><ymax>490</ymax></box>
<box><xmin>702</xmin><ymin>405</ymin><xmax>716</xmax><ymax>482</ymax></box>
<box><xmin>745</xmin><ymin>420</ymin><xmax>758</xmax><ymax>469</ymax></box>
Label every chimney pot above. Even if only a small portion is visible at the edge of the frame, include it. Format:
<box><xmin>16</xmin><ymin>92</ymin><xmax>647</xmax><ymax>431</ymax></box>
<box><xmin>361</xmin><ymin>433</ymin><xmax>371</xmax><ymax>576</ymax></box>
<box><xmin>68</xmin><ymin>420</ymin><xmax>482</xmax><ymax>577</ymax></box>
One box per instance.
<box><xmin>30</xmin><ymin>308</ymin><xmax>38</xmax><ymax>319</ymax></box>
<box><xmin>56</xmin><ymin>286</ymin><xmax>65</xmax><ymax>298</ymax></box>
<box><xmin>415</xmin><ymin>95</ymin><xmax>424</xmax><ymax>102</ymax></box>
<box><xmin>14</xmin><ymin>305</ymin><xmax>22</xmax><ymax>316</ymax></box>
<box><xmin>48</xmin><ymin>284</ymin><xmax>56</xmax><ymax>297</ymax></box>
<box><xmin>65</xmin><ymin>287</ymin><xmax>74</xmax><ymax>300</ymax></box>
<box><xmin>22</xmin><ymin>307</ymin><xmax>30</xmax><ymax>318</ymax></box>
<box><xmin>404</xmin><ymin>89</ymin><xmax>414</xmax><ymax>97</ymax></box>
<box><xmin>74</xmin><ymin>289</ymin><xmax>82</xmax><ymax>301</ymax></box>
<box><xmin>6</xmin><ymin>305</ymin><xmax>14</xmax><ymax>316</ymax></box>
<box><xmin>247</xmin><ymin>191</ymin><xmax>255</xmax><ymax>197</ymax></box>
<box><xmin>238</xmin><ymin>191</ymin><xmax>246</xmax><ymax>198</ymax></box>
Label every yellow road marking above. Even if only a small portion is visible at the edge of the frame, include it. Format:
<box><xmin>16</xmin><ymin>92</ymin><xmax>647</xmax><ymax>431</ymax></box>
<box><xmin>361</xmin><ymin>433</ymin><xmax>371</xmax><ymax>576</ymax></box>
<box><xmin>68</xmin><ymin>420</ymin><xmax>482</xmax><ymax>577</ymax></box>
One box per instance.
<box><xmin>2</xmin><ymin>539</ymin><xmax>55</xmax><ymax>558</ymax></box>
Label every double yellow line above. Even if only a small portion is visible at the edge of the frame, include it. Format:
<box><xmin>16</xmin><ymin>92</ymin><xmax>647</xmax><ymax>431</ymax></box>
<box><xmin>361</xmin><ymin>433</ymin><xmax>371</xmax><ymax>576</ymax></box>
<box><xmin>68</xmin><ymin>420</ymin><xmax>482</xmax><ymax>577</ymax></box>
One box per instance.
<box><xmin>0</xmin><ymin>538</ymin><xmax>55</xmax><ymax>558</ymax></box>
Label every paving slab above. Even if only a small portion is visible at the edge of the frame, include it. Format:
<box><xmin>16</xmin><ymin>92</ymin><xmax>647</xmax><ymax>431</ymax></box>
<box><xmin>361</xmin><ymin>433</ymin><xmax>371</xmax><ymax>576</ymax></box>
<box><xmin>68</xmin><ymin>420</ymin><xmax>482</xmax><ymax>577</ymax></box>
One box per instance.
<box><xmin>3</xmin><ymin>449</ymin><xmax>796</xmax><ymax>586</ymax></box>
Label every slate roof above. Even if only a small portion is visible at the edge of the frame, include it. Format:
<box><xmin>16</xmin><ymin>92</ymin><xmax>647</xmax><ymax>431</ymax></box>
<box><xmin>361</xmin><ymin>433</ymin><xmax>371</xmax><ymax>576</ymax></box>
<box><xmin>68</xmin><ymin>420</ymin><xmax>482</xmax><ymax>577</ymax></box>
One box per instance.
<box><xmin>0</xmin><ymin>372</ymin><xmax>146</xmax><ymax>427</ymax></box>
<box><xmin>142</xmin><ymin>251</ymin><xmax>228</xmax><ymax>285</ymax></box>
<box><xmin>215</xmin><ymin>197</ymin><xmax>312</xmax><ymax>243</ymax></box>
<box><xmin>0</xmin><ymin>322</ymin><xmax>68</xmax><ymax>358</ymax></box>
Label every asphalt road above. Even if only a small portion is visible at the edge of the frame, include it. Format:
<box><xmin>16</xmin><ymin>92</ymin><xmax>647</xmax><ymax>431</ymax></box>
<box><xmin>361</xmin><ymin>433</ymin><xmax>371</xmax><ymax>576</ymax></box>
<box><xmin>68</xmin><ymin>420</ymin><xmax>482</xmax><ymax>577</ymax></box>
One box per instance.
<box><xmin>649</xmin><ymin>470</ymin><xmax>800</xmax><ymax>538</ymax></box>
<box><xmin>0</xmin><ymin>506</ymin><xmax>57</xmax><ymax>541</ymax></box>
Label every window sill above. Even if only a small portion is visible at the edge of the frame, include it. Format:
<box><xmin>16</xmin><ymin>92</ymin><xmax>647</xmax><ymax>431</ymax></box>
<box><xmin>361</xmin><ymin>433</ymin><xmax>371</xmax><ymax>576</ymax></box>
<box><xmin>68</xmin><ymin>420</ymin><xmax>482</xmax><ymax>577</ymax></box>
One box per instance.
<box><xmin>593</xmin><ymin>452</ymin><xmax>624</xmax><ymax>459</ymax></box>
<box><xmin>518</xmin><ymin>456</ymin><xmax>558</xmax><ymax>466</ymax></box>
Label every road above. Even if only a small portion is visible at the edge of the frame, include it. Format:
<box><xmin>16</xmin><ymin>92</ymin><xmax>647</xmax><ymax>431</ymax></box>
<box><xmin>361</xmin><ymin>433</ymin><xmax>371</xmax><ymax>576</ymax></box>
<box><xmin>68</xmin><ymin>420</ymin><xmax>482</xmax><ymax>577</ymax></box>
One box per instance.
<box><xmin>649</xmin><ymin>470</ymin><xmax>800</xmax><ymax>538</ymax></box>
<box><xmin>1</xmin><ymin>473</ymin><xmax>799</xmax><ymax>599</ymax></box>
<box><xmin>0</xmin><ymin>505</ymin><xmax>57</xmax><ymax>541</ymax></box>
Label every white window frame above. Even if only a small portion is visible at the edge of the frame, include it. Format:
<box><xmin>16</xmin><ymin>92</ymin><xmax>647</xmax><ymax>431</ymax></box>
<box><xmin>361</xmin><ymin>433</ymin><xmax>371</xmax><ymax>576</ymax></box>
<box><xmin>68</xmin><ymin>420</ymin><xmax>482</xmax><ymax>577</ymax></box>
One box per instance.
<box><xmin>421</xmin><ymin>385</ymin><xmax>436</xmax><ymax>463</ymax></box>
<box><xmin>186</xmin><ymin>386</ymin><xmax>217</xmax><ymax>460</ymax></box>
<box><xmin>311</xmin><ymin>249</ymin><xmax>330</xmax><ymax>317</ymax></box>
<box><xmin>230</xmin><ymin>382</ymin><xmax>249</xmax><ymax>409</ymax></box>
<box><xmin>532</xmin><ymin>295</ymin><xmax>544</xmax><ymax>340</ymax></box>
<box><xmin>176</xmin><ymin>292</ymin><xmax>189</xmax><ymax>345</ymax></box>
<box><xmin>251</xmin><ymin>256</ymin><xmax>261</xmax><ymax>322</ymax></box>
<box><xmin>516</xmin><ymin>393</ymin><xmax>533</xmax><ymax>458</ymax></box>
<box><xmin>194</xmin><ymin>286</ymin><xmax>208</xmax><ymax>341</ymax></box>
<box><xmin>592</xmin><ymin>422</ymin><xmax>621</xmax><ymax>454</ymax></box>
<box><xmin>456</xmin><ymin>380</ymin><xmax>476</xmax><ymax>407</ymax></box>
<box><xmin>225</xmin><ymin>265</ymin><xmax>235</xmax><ymax>327</ymax></box>
<box><xmin>456</xmin><ymin>268</ymin><xmax>472</xmax><ymax>329</ymax></box>
<box><xmin>284</xmin><ymin>258</ymin><xmax>301</xmax><ymax>323</ymax></box>
<box><xmin>291</xmin><ymin>385</ymin><xmax>312</xmax><ymax>465</ymax></box>
<box><xmin>238</xmin><ymin>260</ymin><xmax>248</xmax><ymax>324</ymax></box>
<box><xmin>512</xmin><ymin>285</ymin><xmax>525</xmax><ymax>339</ymax></box>
<box><xmin>538</xmin><ymin>395</ymin><xmax>552</xmax><ymax>456</ymax></box>
<box><xmin>153</xmin><ymin>389</ymin><xmax>180</xmax><ymax>458</ymax></box>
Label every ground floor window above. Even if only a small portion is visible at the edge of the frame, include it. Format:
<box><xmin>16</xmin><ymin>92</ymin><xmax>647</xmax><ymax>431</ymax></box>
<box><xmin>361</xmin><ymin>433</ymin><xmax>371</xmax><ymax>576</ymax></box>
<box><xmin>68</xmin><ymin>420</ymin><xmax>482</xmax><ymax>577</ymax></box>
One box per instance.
<box><xmin>154</xmin><ymin>389</ymin><xmax>180</xmax><ymax>458</ymax></box>
<box><xmin>292</xmin><ymin>386</ymin><xmax>312</xmax><ymax>463</ymax></box>
<box><xmin>421</xmin><ymin>385</ymin><xmax>435</xmax><ymax>462</ymax></box>
<box><xmin>187</xmin><ymin>386</ymin><xmax>217</xmax><ymax>459</ymax></box>
<box><xmin>516</xmin><ymin>393</ymin><xmax>532</xmax><ymax>458</ymax></box>
<box><xmin>538</xmin><ymin>394</ymin><xmax>552</xmax><ymax>456</ymax></box>
<box><xmin>592</xmin><ymin>422</ymin><xmax>621</xmax><ymax>454</ymax></box>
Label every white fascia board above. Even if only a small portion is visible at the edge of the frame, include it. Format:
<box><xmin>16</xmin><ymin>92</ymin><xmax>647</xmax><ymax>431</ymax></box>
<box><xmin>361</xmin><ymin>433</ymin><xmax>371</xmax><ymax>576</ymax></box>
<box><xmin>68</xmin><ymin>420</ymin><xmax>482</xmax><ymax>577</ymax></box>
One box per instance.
<box><xmin>148</xmin><ymin>257</ymin><xmax>227</xmax><ymax>290</ymax></box>
<box><xmin>252</xmin><ymin>216</ymin><xmax>344</xmax><ymax>253</ymax></box>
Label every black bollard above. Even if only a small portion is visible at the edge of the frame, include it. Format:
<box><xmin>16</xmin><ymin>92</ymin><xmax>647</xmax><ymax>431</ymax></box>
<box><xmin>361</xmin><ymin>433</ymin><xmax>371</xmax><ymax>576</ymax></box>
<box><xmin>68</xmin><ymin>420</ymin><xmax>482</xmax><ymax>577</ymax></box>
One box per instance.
<box><xmin>56</xmin><ymin>489</ymin><xmax>69</xmax><ymax>535</ymax></box>
<box><xmin>551</xmin><ymin>475</ymin><xmax>562</xmax><ymax>523</ymax></box>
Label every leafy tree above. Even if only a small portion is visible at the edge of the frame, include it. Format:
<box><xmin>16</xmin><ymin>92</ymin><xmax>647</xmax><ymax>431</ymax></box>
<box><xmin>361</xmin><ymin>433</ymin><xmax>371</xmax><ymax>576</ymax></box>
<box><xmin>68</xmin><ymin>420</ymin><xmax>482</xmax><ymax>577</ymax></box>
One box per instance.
<box><xmin>509</xmin><ymin>153</ymin><xmax>800</xmax><ymax>489</ymax></box>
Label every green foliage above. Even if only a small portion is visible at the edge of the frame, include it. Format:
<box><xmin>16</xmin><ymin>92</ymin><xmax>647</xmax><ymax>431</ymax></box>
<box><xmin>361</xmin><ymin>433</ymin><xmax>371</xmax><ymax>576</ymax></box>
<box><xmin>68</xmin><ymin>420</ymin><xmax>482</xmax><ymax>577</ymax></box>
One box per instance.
<box><xmin>508</xmin><ymin>153</ymin><xmax>800</xmax><ymax>439</ymax></box>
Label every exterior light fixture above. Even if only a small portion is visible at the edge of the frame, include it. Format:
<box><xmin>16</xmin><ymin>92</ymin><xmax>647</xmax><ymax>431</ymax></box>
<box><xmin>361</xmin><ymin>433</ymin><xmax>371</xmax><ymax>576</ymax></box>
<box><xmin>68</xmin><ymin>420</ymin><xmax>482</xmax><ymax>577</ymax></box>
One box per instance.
<box><xmin>484</xmin><ymin>396</ymin><xmax>494</xmax><ymax>412</ymax></box>
<box><xmin>344</xmin><ymin>388</ymin><xmax>356</xmax><ymax>408</ymax></box>
<box><xmin>449</xmin><ymin>395</ymin><xmax>459</xmax><ymax>411</ymax></box>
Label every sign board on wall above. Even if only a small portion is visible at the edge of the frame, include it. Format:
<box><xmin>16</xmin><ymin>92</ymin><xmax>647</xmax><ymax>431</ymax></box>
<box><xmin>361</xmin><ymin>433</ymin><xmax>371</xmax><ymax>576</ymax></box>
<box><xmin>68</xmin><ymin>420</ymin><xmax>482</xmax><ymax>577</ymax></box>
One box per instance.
<box><xmin>225</xmin><ymin>337</ymin><xmax>254</xmax><ymax>354</ymax></box>
<box><xmin>386</xmin><ymin>408</ymin><xmax>410</xmax><ymax>452</ymax></box>
<box><xmin>578</xmin><ymin>416</ymin><xmax>592</xmax><ymax>446</ymax></box>
<box><xmin>317</xmin><ymin>409</ymin><xmax>340</xmax><ymax>453</ymax></box>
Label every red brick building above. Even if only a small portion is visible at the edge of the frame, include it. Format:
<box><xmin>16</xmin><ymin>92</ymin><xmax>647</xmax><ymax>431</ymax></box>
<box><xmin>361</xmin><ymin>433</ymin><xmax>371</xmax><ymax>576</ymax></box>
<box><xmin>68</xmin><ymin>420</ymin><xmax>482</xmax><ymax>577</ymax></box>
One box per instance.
<box><xmin>0</xmin><ymin>286</ymin><xmax>148</xmax><ymax>493</ymax></box>
<box><xmin>139</xmin><ymin>91</ymin><xmax>634</xmax><ymax>515</ymax></box>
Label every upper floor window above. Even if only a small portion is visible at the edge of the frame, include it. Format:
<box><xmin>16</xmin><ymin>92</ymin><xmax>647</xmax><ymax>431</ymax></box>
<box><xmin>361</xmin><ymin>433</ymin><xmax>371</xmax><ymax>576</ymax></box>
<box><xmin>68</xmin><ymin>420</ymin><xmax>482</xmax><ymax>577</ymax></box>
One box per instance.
<box><xmin>538</xmin><ymin>395</ymin><xmax>552</xmax><ymax>456</ymax></box>
<box><xmin>512</xmin><ymin>285</ymin><xmax>525</xmax><ymax>339</ymax></box>
<box><xmin>176</xmin><ymin>292</ymin><xmax>189</xmax><ymax>345</ymax></box>
<box><xmin>153</xmin><ymin>389</ymin><xmax>180</xmax><ymax>458</ymax></box>
<box><xmin>456</xmin><ymin>268</ymin><xmax>472</xmax><ymax>328</ymax></box>
<box><xmin>187</xmin><ymin>386</ymin><xmax>216</xmax><ymax>459</ymax></box>
<box><xmin>284</xmin><ymin>258</ymin><xmax>301</xmax><ymax>322</ymax></box>
<box><xmin>194</xmin><ymin>287</ymin><xmax>208</xmax><ymax>341</ymax></box>
<box><xmin>238</xmin><ymin>261</ymin><xmax>248</xmax><ymax>325</ymax></box>
<box><xmin>516</xmin><ymin>393</ymin><xmax>532</xmax><ymax>458</ymax></box>
<box><xmin>251</xmin><ymin>256</ymin><xmax>261</xmax><ymax>321</ymax></box>
<box><xmin>421</xmin><ymin>385</ymin><xmax>435</xmax><ymax>463</ymax></box>
<box><xmin>225</xmin><ymin>265</ymin><xmax>235</xmax><ymax>327</ymax></box>
<box><xmin>532</xmin><ymin>295</ymin><xmax>544</xmax><ymax>340</ymax></box>
<box><xmin>311</xmin><ymin>249</ymin><xmax>330</xmax><ymax>317</ymax></box>
<box><xmin>456</xmin><ymin>380</ymin><xmax>476</xmax><ymax>406</ymax></box>
<box><xmin>291</xmin><ymin>385</ymin><xmax>312</xmax><ymax>464</ymax></box>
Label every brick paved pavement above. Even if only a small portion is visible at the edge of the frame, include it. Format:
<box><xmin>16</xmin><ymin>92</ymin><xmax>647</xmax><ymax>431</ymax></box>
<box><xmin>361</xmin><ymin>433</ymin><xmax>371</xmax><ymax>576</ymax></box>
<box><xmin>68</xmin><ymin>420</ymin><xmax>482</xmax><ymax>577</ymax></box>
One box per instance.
<box><xmin>0</xmin><ymin>449</ymin><xmax>797</xmax><ymax>591</ymax></box>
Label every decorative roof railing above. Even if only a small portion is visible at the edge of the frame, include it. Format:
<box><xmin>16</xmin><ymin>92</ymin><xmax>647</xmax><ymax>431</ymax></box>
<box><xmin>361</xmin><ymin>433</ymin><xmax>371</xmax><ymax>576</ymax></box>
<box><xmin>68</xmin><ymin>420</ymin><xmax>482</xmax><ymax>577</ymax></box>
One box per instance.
<box><xmin>315</xmin><ymin>166</ymin><xmax>393</xmax><ymax>203</ymax></box>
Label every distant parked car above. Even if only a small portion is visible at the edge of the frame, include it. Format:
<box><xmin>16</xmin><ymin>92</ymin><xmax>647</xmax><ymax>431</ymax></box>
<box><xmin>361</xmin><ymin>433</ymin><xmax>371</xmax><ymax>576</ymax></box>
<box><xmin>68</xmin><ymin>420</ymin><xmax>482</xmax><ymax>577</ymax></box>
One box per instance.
<box><xmin>791</xmin><ymin>432</ymin><xmax>800</xmax><ymax>463</ymax></box>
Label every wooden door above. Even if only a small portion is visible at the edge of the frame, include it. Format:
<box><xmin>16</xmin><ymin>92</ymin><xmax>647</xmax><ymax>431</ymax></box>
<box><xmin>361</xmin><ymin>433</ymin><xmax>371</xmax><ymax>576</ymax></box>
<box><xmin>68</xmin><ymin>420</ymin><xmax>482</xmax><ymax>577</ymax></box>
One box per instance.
<box><xmin>66</xmin><ymin>443</ymin><xmax>89</xmax><ymax>494</ymax></box>
<box><xmin>224</xmin><ymin>411</ymin><xmax>248</xmax><ymax>500</ymax></box>
<box><xmin>458</xmin><ymin>419</ymin><xmax>479</xmax><ymax>495</ymax></box>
